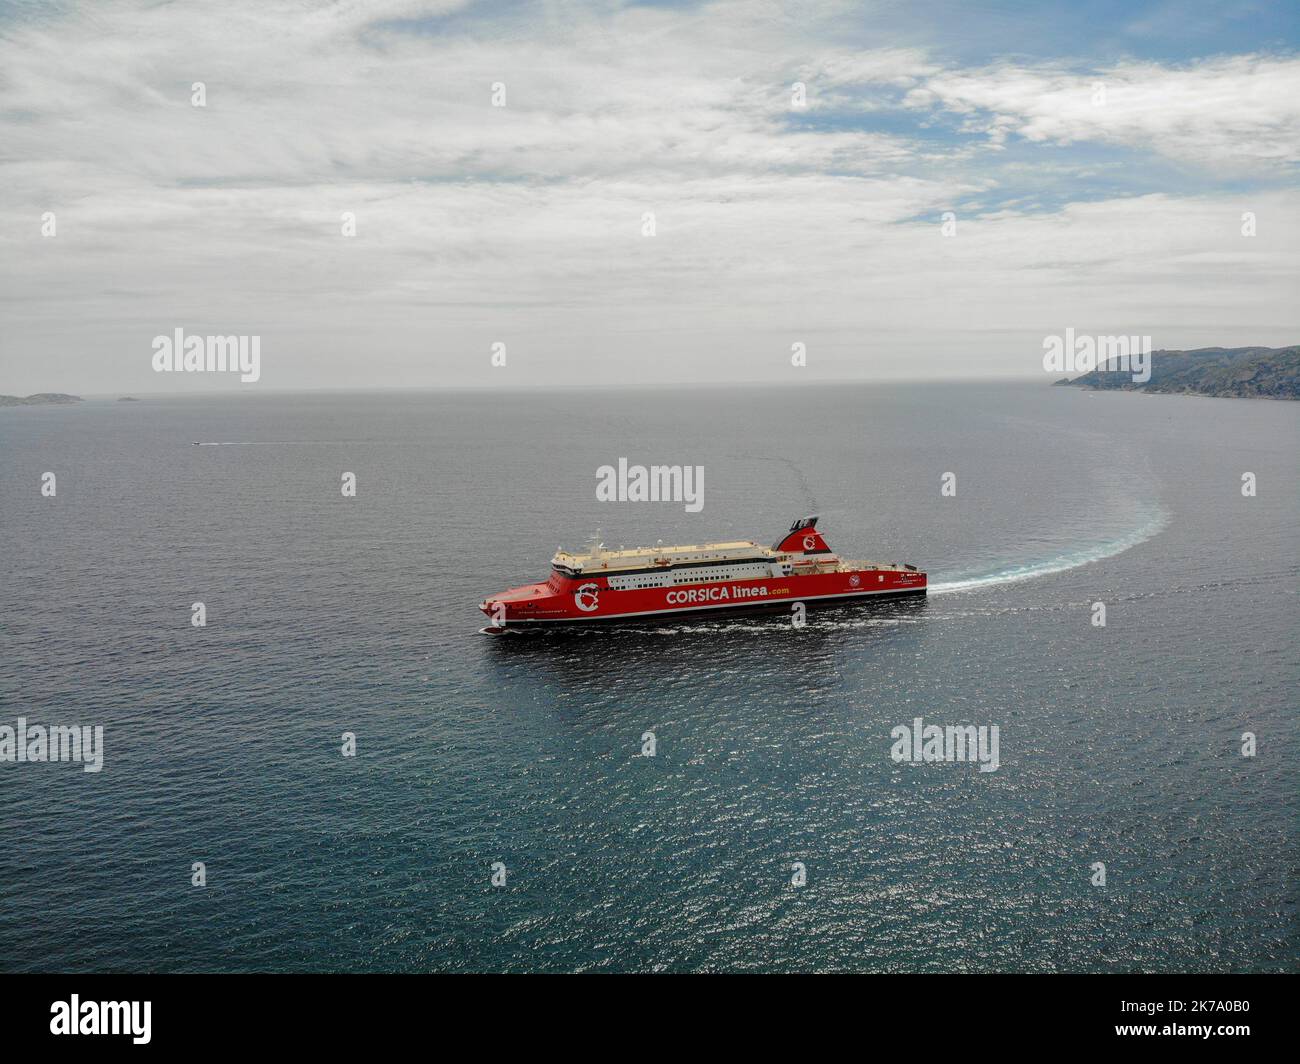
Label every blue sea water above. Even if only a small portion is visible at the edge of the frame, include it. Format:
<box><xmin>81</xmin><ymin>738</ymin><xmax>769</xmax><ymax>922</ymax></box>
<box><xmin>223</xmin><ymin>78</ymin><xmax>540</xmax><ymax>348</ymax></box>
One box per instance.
<box><xmin>0</xmin><ymin>382</ymin><xmax>1296</xmax><ymax>972</ymax></box>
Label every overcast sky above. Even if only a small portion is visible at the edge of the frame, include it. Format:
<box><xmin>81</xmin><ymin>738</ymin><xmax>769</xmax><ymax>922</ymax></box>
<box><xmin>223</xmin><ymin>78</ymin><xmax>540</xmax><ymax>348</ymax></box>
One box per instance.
<box><xmin>2</xmin><ymin>0</ymin><xmax>1297</xmax><ymax>394</ymax></box>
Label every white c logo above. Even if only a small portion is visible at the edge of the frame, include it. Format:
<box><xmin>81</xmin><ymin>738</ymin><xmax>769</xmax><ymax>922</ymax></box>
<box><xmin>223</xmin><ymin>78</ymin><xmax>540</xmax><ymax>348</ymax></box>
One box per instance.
<box><xmin>574</xmin><ymin>583</ymin><xmax>600</xmax><ymax>612</ymax></box>
<box><xmin>802</xmin><ymin>535</ymin><xmax>817</xmax><ymax>550</ymax></box>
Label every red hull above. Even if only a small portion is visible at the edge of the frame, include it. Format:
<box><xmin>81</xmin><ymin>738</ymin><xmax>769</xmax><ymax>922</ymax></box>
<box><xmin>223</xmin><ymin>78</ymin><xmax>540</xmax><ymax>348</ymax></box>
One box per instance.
<box><xmin>482</xmin><ymin>565</ymin><xmax>926</xmax><ymax>626</ymax></box>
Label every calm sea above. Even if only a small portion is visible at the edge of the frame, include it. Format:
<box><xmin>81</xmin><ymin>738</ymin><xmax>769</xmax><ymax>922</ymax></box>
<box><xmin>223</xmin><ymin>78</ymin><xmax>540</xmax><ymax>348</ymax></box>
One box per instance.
<box><xmin>1</xmin><ymin>382</ymin><xmax>1296</xmax><ymax>972</ymax></box>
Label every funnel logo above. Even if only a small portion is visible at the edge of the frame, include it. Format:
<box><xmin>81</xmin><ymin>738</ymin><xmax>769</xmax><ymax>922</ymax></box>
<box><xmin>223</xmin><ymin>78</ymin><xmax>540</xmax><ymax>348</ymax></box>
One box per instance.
<box><xmin>574</xmin><ymin>583</ymin><xmax>600</xmax><ymax>612</ymax></box>
<box><xmin>803</xmin><ymin>535</ymin><xmax>817</xmax><ymax>550</ymax></box>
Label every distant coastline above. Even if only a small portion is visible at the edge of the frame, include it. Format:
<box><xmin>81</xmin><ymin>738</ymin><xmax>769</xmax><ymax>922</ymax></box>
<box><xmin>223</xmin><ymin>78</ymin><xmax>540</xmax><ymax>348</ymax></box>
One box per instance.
<box><xmin>1054</xmin><ymin>345</ymin><xmax>1299</xmax><ymax>399</ymax></box>
<box><xmin>0</xmin><ymin>393</ymin><xmax>82</xmax><ymax>407</ymax></box>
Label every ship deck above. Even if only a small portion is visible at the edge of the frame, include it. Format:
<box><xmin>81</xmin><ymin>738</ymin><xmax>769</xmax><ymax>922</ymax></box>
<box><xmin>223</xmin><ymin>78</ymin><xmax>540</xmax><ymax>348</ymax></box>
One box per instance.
<box><xmin>553</xmin><ymin>540</ymin><xmax>771</xmax><ymax>573</ymax></box>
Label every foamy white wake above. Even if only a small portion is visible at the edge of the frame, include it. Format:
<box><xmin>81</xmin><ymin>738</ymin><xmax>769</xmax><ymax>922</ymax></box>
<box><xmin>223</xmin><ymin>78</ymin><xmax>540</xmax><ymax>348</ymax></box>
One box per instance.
<box><xmin>928</xmin><ymin>508</ymin><xmax>1169</xmax><ymax>595</ymax></box>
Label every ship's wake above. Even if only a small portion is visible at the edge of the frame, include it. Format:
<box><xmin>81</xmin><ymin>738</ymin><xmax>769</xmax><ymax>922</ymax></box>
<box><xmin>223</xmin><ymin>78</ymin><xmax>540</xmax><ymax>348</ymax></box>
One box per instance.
<box><xmin>928</xmin><ymin>507</ymin><xmax>1169</xmax><ymax>596</ymax></box>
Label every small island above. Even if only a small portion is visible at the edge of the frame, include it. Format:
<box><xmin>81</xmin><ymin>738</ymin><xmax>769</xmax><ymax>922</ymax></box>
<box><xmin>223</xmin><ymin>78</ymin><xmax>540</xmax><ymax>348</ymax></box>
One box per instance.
<box><xmin>118</xmin><ymin>396</ymin><xmax>140</xmax><ymax>402</ymax></box>
<box><xmin>0</xmin><ymin>393</ymin><xmax>83</xmax><ymax>407</ymax></box>
<box><xmin>1054</xmin><ymin>345</ymin><xmax>1299</xmax><ymax>399</ymax></box>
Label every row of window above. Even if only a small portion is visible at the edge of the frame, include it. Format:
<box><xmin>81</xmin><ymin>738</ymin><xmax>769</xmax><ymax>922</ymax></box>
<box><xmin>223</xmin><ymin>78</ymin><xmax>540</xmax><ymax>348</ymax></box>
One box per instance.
<box><xmin>610</xmin><ymin>564</ymin><xmax>774</xmax><ymax>590</ymax></box>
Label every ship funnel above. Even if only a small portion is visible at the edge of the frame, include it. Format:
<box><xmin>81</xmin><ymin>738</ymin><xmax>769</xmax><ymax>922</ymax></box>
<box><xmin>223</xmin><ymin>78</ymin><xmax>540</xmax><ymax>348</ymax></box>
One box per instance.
<box><xmin>773</xmin><ymin>515</ymin><xmax>830</xmax><ymax>553</ymax></box>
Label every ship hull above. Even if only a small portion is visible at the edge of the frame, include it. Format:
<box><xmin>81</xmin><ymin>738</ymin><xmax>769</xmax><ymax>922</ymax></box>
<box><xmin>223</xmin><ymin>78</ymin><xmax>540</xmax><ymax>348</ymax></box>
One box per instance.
<box><xmin>488</xmin><ymin>584</ymin><xmax>925</xmax><ymax>627</ymax></box>
<box><xmin>481</xmin><ymin>568</ymin><xmax>927</xmax><ymax>627</ymax></box>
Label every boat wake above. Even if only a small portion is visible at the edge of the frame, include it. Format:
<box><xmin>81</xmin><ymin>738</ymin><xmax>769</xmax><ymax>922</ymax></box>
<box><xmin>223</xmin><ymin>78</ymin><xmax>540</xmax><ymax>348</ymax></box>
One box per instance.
<box><xmin>928</xmin><ymin>507</ymin><xmax>1169</xmax><ymax>596</ymax></box>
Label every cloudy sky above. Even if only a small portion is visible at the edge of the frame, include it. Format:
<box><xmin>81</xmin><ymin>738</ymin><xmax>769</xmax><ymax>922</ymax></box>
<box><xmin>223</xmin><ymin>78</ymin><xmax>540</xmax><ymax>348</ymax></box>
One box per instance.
<box><xmin>2</xmin><ymin>0</ymin><xmax>1297</xmax><ymax>393</ymax></box>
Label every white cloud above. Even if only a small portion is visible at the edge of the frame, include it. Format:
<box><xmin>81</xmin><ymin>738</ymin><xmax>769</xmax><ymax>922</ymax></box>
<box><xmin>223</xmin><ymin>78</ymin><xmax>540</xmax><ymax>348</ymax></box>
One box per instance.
<box><xmin>910</xmin><ymin>54</ymin><xmax>1300</xmax><ymax>167</ymax></box>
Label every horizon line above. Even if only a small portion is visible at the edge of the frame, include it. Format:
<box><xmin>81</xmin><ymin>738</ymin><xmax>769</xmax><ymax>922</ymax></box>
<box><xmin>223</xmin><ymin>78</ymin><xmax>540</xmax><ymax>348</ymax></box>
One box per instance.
<box><xmin>5</xmin><ymin>375</ymin><xmax>1061</xmax><ymax>399</ymax></box>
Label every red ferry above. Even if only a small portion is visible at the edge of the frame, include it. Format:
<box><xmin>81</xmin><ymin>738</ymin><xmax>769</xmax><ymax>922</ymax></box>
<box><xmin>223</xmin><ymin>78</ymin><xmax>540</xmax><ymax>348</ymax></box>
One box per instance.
<box><xmin>479</xmin><ymin>515</ymin><xmax>925</xmax><ymax>627</ymax></box>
